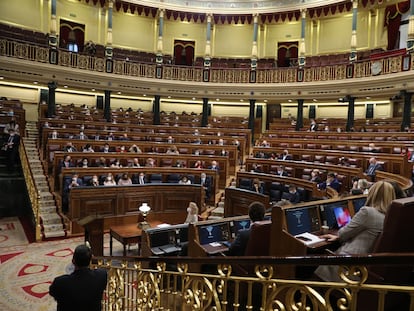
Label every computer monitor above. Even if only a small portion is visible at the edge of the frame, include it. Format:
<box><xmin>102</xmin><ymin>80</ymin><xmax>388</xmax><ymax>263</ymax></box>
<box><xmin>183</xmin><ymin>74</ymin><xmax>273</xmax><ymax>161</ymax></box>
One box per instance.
<box><xmin>285</xmin><ymin>205</ymin><xmax>321</xmax><ymax>236</ymax></box>
<box><xmin>198</xmin><ymin>222</ymin><xmax>230</xmax><ymax>245</ymax></box>
<box><xmin>352</xmin><ymin>197</ymin><xmax>366</xmax><ymax>214</ymax></box>
<box><xmin>175</xmin><ymin>224</ymin><xmax>189</xmax><ymax>245</ymax></box>
<box><xmin>148</xmin><ymin>230</ymin><xmax>174</xmax><ymax>247</ymax></box>
<box><xmin>333</xmin><ymin>206</ymin><xmax>352</xmax><ymax>228</ymax></box>
<box><xmin>320</xmin><ymin>200</ymin><xmax>349</xmax><ymax>229</ymax></box>
<box><xmin>230</xmin><ymin>218</ymin><xmax>251</xmax><ymax>238</ymax></box>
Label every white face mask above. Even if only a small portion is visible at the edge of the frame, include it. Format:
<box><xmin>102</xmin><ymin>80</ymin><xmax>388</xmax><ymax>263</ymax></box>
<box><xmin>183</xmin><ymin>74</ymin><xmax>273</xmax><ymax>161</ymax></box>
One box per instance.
<box><xmin>93</xmin><ymin>178</ymin><xmax>98</xmax><ymax>182</ymax></box>
<box><xmin>187</xmin><ymin>207</ymin><xmax>191</xmax><ymax>213</ymax></box>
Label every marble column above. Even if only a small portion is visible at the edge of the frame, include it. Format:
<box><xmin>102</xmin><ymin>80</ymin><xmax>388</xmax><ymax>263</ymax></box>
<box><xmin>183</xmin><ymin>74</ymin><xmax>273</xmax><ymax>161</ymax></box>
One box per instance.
<box><xmin>407</xmin><ymin>0</ymin><xmax>414</xmax><ymax>52</ymax></box>
<box><xmin>401</xmin><ymin>90</ymin><xmax>412</xmax><ymax>131</ymax></box>
<box><xmin>251</xmin><ymin>14</ymin><xmax>259</xmax><ymax>69</ymax></box>
<box><xmin>346</xmin><ymin>96</ymin><xmax>355</xmax><ymax>132</ymax></box>
<box><xmin>295</xmin><ymin>99</ymin><xmax>304</xmax><ymax>131</ymax></box>
<box><xmin>202</xmin><ymin>98</ymin><xmax>209</xmax><ymax>127</ymax></box>
<box><xmin>105</xmin><ymin>0</ymin><xmax>114</xmax><ymax>59</ymax></box>
<box><xmin>104</xmin><ymin>90</ymin><xmax>111</xmax><ymax>122</ymax></box>
<box><xmin>156</xmin><ymin>9</ymin><xmax>165</xmax><ymax>64</ymax></box>
<box><xmin>299</xmin><ymin>9</ymin><xmax>307</xmax><ymax>67</ymax></box>
<box><xmin>350</xmin><ymin>0</ymin><xmax>358</xmax><ymax>62</ymax></box>
<box><xmin>204</xmin><ymin>14</ymin><xmax>212</xmax><ymax>67</ymax></box>
<box><xmin>153</xmin><ymin>95</ymin><xmax>161</xmax><ymax>125</ymax></box>
<box><xmin>248</xmin><ymin>99</ymin><xmax>256</xmax><ymax>144</ymax></box>
<box><xmin>47</xmin><ymin>81</ymin><xmax>57</xmax><ymax>117</ymax></box>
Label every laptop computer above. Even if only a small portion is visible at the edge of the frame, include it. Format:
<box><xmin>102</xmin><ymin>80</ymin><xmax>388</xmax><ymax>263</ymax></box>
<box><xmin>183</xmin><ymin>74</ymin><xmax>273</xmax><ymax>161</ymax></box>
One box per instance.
<box><xmin>333</xmin><ymin>206</ymin><xmax>352</xmax><ymax>228</ymax></box>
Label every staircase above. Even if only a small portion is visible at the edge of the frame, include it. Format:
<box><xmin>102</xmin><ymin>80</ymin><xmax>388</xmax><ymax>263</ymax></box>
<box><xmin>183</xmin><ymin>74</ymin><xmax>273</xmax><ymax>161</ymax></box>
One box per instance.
<box><xmin>25</xmin><ymin>122</ymin><xmax>66</xmax><ymax>239</ymax></box>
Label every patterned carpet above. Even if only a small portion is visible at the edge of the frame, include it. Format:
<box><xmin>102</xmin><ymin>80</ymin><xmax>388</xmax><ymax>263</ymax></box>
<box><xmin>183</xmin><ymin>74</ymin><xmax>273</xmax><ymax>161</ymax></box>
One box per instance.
<box><xmin>0</xmin><ymin>217</ymin><xmax>130</xmax><ymax>311</ymax></box>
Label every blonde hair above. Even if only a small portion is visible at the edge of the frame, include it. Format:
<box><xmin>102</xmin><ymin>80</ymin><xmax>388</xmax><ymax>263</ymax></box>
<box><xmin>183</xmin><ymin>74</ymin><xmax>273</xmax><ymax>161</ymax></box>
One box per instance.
<box><xmin>365</xmin><ymin>181</ymin><xmax>395</xmax><ymax>214</ymax></box>
<box><xmin>188</xmin><ymin>202</ymin><xmax>198</xmax><ymax>215</ymax></box>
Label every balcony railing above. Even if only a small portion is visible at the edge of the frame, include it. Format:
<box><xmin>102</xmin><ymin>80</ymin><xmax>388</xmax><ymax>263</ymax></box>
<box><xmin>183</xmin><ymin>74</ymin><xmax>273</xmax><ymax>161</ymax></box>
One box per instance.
<box><xmin>93</xmin><ymin>253</ymin><xmax>414</xmax><ymax>311</ymax></box>
<box><xmin>0</xmin><ymin>38</ymin><xmax>411</xmax><ymax>84</ymax></box>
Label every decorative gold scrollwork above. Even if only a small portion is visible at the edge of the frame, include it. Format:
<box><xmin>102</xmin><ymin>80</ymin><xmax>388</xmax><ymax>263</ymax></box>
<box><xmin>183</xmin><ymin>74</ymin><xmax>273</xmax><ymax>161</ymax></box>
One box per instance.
<box><xmin>338</xmin><ymin>265</ymin><xmax>368</xmax><ymax>285</ymax></box>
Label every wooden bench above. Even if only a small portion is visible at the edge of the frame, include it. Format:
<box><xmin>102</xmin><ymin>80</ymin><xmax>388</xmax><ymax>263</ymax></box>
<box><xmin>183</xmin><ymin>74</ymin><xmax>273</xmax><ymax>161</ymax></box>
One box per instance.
<box><xmin>59</xmin><ymin>167</ymin><xmax>219</xmax><ymax>205</ymax></box>
<box><xmin>244</xmin><ymin>158</ymin><xmax>363</xmax><ymax>192</ymax></box>
<box><xmin>52</xmin><ymin>151</ymin><xmax>229</xmax><ymax>189</ymax></box>
<box><xmin>251</xmin><ymin>146</ymin><xmax>410</xmax><ymax>178</ymax></box>
<box><xmin>69</xmin><ymin>184</ymin><xmax>203</xmax><ymax>235</ymax></box>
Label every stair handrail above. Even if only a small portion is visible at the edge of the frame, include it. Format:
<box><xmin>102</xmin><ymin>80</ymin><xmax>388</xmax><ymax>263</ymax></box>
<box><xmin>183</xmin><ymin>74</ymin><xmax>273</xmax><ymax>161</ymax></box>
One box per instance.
<box><xmin>19</xmin><ymin>138</ymin><xmax>42</xmax><ymax>241</ymax></box>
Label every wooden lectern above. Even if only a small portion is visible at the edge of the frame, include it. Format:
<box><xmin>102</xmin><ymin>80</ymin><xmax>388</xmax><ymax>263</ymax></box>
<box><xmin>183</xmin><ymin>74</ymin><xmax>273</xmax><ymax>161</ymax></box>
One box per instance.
<box><xmin>77</xmin><ymin>215</ymin><xmax>104</xmax><ymax>256</ymax></box>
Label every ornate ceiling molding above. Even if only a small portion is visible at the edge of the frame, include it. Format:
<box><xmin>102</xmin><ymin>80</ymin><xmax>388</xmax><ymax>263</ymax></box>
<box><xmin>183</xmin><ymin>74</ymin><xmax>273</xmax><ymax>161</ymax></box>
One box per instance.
<box><xmin>123</xmin><ymin>0</ymin><xmax>400</xmax><ymax>14</ymax></box>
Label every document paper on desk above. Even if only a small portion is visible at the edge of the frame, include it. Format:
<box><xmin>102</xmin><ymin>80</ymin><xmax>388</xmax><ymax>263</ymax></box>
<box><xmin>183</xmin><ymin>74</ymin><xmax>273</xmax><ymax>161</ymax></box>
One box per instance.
<box><xmin>294</xmin><ymin>232</ymin><xmax>325</xmax><ymax>246</ymax></box>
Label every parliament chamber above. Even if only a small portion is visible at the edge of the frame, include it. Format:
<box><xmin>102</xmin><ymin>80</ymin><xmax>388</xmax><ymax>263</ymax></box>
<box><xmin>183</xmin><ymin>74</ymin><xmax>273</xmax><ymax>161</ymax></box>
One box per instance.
<box><xmin>1</xmin><ymin>0</ymin><xmax>414</xmax><ymax>310</ymax></box>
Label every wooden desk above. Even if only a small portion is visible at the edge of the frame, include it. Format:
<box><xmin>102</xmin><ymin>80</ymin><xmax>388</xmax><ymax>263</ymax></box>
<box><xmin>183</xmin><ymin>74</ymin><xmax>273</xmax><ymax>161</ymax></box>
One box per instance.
<box><xmin>110</xmin><ymin>221</ymin><xmax>162</xmax><ymax>256</ymax></box>
<box><xmin>201</xmin><ymin>242</ymin><xmax>229</xmax><ymax>255</ymax></box>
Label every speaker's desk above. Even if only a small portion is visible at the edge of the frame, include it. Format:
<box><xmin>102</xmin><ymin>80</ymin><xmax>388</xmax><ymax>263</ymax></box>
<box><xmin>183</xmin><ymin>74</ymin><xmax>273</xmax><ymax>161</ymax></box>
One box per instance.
<box><xmin>110</xmin><ymin>221</ymin><xmax>162</xmax><ymax>256</ymax></box>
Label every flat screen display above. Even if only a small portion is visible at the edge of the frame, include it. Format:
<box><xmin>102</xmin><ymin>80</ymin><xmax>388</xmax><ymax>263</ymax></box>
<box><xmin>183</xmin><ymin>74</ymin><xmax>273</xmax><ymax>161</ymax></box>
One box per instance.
<box><xmin>285</xmin><ymin>206</ymin><xmax>320</xmax><ymax>236</ymax></box>
<box><xmin>198</xmin><ymin>223</ymin><xmax>229</xmax><ymax>245</ymax></box>
<box><xmin>321</xmin><ymin>200</ymin><xmax>349</xmax><ymax>229</ymax></box>
<box><xmin>352</xmin><ymin>197</ymin><xmax>366</xmax><ymax>214</ymax></box>
<box><xmin>333</xmin><ymin>206</ymin><xmax>352</xmax><ymax>228</ymax></box>
<box><xmin>231</xmin><ymin>219</ymin><xmax>251</xmax><ymax>237</ymax></box>
<box><xmin>149</xmin><ymin>231</ymin><xmax>172</xmax><ymax>247</ymax></box>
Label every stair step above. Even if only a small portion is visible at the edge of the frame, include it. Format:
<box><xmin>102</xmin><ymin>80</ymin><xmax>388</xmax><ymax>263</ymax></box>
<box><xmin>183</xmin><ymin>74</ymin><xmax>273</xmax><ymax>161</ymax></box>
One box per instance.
<box><xmin>43</xmin><ymin>223</ymin><xmax>64</xmax><ymax>232</ymax></box>
<box><xmin>43</xmin><ymin>230</ymin><xmax>66</xmax><ymax>239</ymax></box>
<box><xmin>39</xmin><ymin>206</ymin><xmax>57</xmax><ymax>213</ymax></box>
<box><xmin>41</xmin><ymin>217</ymin><xmax>63</xmax><ymax>226</ymax></box>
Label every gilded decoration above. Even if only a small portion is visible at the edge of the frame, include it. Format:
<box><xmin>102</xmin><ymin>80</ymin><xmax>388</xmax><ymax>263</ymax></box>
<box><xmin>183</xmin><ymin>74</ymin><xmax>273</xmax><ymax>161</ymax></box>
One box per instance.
<box><xmin>93</xmin><ymin>258</ymin><xmax>414</xmax><ymax>311</ymax></box>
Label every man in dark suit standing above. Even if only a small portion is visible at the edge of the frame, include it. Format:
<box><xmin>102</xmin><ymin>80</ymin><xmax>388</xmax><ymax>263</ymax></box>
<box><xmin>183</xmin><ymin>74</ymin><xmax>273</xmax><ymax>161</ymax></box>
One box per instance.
<box><xmin>227</xmin><ymin>202</ymin><xmax>266</xmax><ymax>256</ymax></box>
<box><xmin>3</xmin><ymin>128</ymin><xmax>20</xmax><ymax>172</ymax></box>
<box><xmin>49</xmin><ymin>244</ymin><xmax>107</xmax><ymax>311</ymax></box>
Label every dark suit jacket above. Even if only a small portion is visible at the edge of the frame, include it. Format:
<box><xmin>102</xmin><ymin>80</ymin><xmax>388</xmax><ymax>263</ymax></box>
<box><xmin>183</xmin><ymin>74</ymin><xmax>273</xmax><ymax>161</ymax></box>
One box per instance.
<box><xmin>318</xmin><ymin>178</ymin><xmax>341</xmax><ymax>192</ymax></box>
<box><xmin>227</xmin><ymin>229</ymin><xmax>250</xmax><ymax>256</ymax></box>
<box><xmin>4</xmin><ymin>133</ymin><xmax>20</xmax><ymax>151</ymax></box>
<box><xmin>49</xmin><ymin>268</ymin><xmax>107</xmax><ymax>311</ymax></box>
<box><xmin>365</xmin><ymin>163</ymin><xmax>383</xmax><ymax>176</ymax></box>
<box><xmin>279</xmin><ymin>154</ymin><xmax>292</xmax><ymax>160</ymax></box>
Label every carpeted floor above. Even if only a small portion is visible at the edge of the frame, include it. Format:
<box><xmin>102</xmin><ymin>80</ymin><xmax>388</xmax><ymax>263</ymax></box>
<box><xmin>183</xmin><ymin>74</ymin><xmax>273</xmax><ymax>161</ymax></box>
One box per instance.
<box><xmin>0</xmin><ymin>217</ymin><xmax>134</xmax><ymax>311</ymax></box>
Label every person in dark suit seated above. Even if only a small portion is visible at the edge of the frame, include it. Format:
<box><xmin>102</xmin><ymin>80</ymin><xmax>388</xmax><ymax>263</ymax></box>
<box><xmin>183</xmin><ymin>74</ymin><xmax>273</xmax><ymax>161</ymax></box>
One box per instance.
<box><xmin>199</xmin><ymin>172</ymin><xmax>212</xmax><ymax>201</ymax></box>
<box><xmin>275</xmin><ymin>165</ymin><xmax>288</xmax><ymax>176</ymax></box>
<box><xmin>227</xmin><ymin>202</ymin><xmax>266</xmax><ymax>256</ymax></box>
<box><xmin>3</xmin><ymin>128</ymin><xmax>20</xmax><ymax>172</ymax></box>
<box><xmin>49</xmin><ymin>244</ymin><xmax>108</xmax><ymax>311</ymax></box>
<box><xmin>318</xmin><ymin>172</ymin><xmax>341</xmax><ymax>192</ymax></box>
<box><xmin>60</xmin><ymin>155</ymin><xmax>75</xmax><ymax>172</ymax></box>
<box><xmin>283</xmin><ymin>185</ymin><xmax>301</xmax><ymax>204</ymax></box>
<box><xmin>309</xmin><ymin>119</ymin><xmax>318</xmax><ymax>132</ymax></box>
<box><xmin>208</xmin><ymin>160</ymin><xmax>220</xmax><ymax>171</ymax></box>
<box><xmin>279</xmin><ymin>149</ymin><xmax>292</xmax><ymax>160</ymax></box>
<box><xmin>63</xmin><ymin>142</ymin><xmax>77</xmax><ymax>152</ymax></box>
<box><xmin>365</xmin><ymin>157</ymin><xmax>383</xmax><ymax>181</ymax></box>
<box><xmin>309</xmin><ymin>169</ymin><xmax>322</xmax><ymax>183</ymax></box>
<box><xmin>251</xmin><ymin>178</ymin><xmax>264</xmax><ymax>194</ymax></box>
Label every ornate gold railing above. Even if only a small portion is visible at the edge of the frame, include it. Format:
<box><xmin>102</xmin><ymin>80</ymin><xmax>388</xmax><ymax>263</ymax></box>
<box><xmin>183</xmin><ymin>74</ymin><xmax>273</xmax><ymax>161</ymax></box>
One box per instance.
<box><xmin>19</xmin><ymin>139</ymin><xmax>42</xmax><ymax>241</ymax></box>
<box><xmin>0</xmin><ymin>38</ymin><xmax>411</xmax><ymax>84</ymax></box>
<box><xmin>93</xmin><ymin>254</ymin><xmax>414</xmax><ymax>311</ymax></box>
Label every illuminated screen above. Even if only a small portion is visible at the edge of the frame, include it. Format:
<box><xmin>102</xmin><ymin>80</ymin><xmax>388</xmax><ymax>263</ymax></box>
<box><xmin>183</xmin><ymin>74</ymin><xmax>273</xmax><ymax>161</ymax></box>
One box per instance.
<box><xmin>321</xmin><ymin>201</ymin><xmax>349</xmax><ymax>229</ymax></box>
<box><xmin>231</xmin><ymin>219</ymin><xmax>251</xmax><ymax>237</ymax></box>
<box><xmin>285</xmin><ymin>206</ymin><xmax>320</xmax><ymax>236</ymax></box>
<box><xmin>198</xmin><ymin>223</ymin><xmax>229</xmax><ymax>245</ymax></box>
<box><xmin>333</xmin><ymin>206</ymin><xmax>352</xmax><ymax>228</ymax></box>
